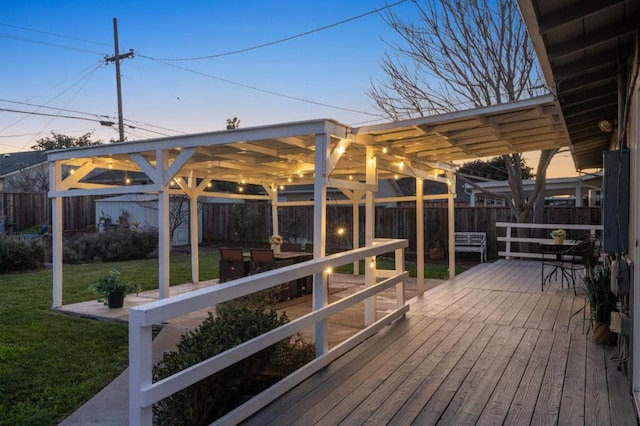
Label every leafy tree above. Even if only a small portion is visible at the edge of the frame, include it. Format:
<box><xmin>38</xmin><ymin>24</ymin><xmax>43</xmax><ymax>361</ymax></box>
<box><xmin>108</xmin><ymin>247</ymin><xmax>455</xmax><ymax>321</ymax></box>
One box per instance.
<box><xmin>31</xmin><ymin>132</ymin><xmax>102</xmax><ymax>151</ymax></box>
<box><xmin>225</xmin><ymin>117</ymin><xmax>241</xmax><ymax>130</ymax></box>
<box><xmin>369</xmin><ymin>0</ymin><xmax>557</xmax><ymax>231</ymax></box>
<box><xmin>460</xmin><ymin>156</ymin><xmax>534</xmax><ymax>181</ymax></box>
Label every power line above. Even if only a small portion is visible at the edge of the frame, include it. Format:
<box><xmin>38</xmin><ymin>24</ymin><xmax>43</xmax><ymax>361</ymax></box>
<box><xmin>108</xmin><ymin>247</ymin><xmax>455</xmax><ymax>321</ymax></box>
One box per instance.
<box><xmin>140</xmin><ymin>54</ymin><xmax>385</xmax><ymax>117</ymax></box>
<box><xmin>0</xmin><ymin>33</ymin><xmax>104</xmax><ymax>55</ymax></box>
<box><xmin>0</xmin><ymin>21</ymin><xmax>110</xmax><ymax>47</ymax></box>
<box><xmin>0</xmin><ymin>98</ymin><xmax>109</xmax><ymax>120</ymax></box>
<box><xmin>147</xmin><ymin>0</ymin><xmax>408</xmax><ymax>61</ymax></box>
<box><xmin>0</xmin><ymin>61</ymin><xmax>104</xmax><ymax>134</ymax></box>
<box><xmin>0</xmin><ymin>107</ymin><xmax>101</xmax><ymax>123</ymax></box>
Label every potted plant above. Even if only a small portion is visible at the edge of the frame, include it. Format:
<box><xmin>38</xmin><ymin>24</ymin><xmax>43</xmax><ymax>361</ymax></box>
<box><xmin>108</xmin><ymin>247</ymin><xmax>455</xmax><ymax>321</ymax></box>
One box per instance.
<box><xmin>270</xmin><ymin>234</ymin><xmax>283</xmax><ymax>254</ymax></box>
<box><xmin>99</xmin><ymin>210</ymin><xmax>112</xmax><ymax>225</ymax></box>
<box><xmin>550</xmin><ymin>228</ymin><xmax>566</xmax><ymax>245</ymax></box>
<box><xmin>89</xmin><ymin>269</ymin><xmax>140</xmax><ymax>308</ymax></box>
<box><xmin>582</xmin><ymin>263</ymin><xmax>617</xmax><ymax>345</ymax></box>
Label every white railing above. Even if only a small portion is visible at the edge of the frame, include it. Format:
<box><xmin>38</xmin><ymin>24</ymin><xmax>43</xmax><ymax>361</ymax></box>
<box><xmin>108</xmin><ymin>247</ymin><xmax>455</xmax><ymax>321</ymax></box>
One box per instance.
<box><xmin>129</xmin><ymin>238</ymin><xmax>408</xmax><ymax>425</ymax></box>
<box><xmin>497</xmin><ymin>222</ymin><xmax>603</xmax><ymax>259</ymax></box>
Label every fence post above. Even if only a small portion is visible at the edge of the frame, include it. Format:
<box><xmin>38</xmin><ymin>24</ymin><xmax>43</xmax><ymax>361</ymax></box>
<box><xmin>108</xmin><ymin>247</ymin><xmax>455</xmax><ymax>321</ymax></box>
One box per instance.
<box><xmin>395</xmin><ymin>247</ymin><xmax>405</xmax><ymax>308</ymax></box>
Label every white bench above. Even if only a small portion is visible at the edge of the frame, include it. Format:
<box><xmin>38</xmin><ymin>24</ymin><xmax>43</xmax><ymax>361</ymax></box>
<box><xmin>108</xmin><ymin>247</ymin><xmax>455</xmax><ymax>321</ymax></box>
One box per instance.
<box><xmin>454</xmin><ymin>232</ymin><xmax>487</xmax><ymax>262</ymax></box>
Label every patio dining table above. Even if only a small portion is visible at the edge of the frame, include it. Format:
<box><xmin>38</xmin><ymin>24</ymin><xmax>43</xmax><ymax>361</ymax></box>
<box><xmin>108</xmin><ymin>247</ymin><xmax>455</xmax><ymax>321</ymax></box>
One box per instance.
<box><xmin>539</xmin><ymin>241</ymin><xmax>578</xmax><ymax>293</ymax></box>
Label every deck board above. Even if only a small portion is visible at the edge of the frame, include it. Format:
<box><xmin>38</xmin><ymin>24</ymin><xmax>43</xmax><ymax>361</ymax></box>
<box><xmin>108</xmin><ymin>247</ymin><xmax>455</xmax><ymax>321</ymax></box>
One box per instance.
<box><xmin>244</xmin><ymin>260</ymin><xmax>636</xmax><ymax>426</ymax></box>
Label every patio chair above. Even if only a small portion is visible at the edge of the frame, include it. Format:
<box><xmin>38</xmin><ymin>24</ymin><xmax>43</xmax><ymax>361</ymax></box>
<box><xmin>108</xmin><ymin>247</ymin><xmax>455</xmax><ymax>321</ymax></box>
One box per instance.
<box><xmin>219</xmin><ymin>247</ymin><xmax>249</xmax><ymax>283</ymax></box>
<box><xmin>250</xmin><ymin>248</ymin><xmax>297</xmax><ymax>300</ymax></box>
<box><xmin>280</xmin><ymin>242</ymin><xmax>301</xmax><ymax>252</ymax></box>
<box><xmin>563</xmin><ymin>239</ymin><xmax>598</xmax><ymax>282</ymax></box>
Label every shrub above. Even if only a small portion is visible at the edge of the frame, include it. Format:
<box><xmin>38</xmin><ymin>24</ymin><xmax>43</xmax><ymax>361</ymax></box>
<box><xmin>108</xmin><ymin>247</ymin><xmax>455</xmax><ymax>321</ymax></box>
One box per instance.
<box><xmin>63</xmin><ymin>228</ymin><xmax>158</xmax><ymax>263</ymax></box>
<box><xmin>152</xmin><ymin>301</ymin><xmax>315</xmax><ymax>425</ymax></box>
<box><xmin>0</xmin><ymin>238</ymin><xmax>45</xmax><ymax>273</ymax></box>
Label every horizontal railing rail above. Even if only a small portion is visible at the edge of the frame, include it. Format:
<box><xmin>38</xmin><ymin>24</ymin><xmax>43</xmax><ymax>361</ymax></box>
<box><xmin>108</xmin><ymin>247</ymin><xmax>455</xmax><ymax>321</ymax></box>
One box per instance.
<box><xmin>129</xmin><ymin>238</ymin><xmax>408</xmax><ymax>425</ymax></box>
<box><xmin>496</xmin><ymin>222</ymin><xmax>603</xmax><ymax>259</ymax></box>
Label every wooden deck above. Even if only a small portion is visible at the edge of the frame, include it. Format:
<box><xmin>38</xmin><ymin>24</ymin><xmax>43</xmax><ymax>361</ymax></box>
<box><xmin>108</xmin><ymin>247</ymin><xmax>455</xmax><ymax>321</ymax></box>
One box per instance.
<box><xmin>244</xmin><ymin>260</ymin><xmax>637</xmax><ymax>425</ymax></box>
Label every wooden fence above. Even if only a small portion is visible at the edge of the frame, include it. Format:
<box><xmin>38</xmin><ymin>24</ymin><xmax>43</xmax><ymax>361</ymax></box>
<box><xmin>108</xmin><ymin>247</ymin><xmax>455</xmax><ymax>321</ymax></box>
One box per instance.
<box><xmin>2</xmin><ymin>193</ymin><xmax>602</xmax><ymax>259</ymax></box>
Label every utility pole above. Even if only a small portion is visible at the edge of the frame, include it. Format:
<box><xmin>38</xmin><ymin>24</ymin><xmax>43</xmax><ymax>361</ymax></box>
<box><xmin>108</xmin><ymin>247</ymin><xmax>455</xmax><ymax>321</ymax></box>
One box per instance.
<box><xmin>104</xmin><ymin>18</ymin><xmax>134</xmax><ymax>142</ymax></box>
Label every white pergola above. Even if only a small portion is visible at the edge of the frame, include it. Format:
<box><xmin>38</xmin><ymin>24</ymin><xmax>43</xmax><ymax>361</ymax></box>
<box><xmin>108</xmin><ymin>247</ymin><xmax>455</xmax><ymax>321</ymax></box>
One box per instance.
<box><xmin>47</xmin><ymin>94</ymin><xmax>568</xmax><ymax>308</ymax></box>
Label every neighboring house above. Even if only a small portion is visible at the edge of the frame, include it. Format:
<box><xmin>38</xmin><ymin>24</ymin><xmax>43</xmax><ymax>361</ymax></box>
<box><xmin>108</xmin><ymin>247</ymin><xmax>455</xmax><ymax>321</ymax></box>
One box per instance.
<box><xmin>95</xmin><ymin>194</ymin><xmax>238</xmax><ymax>246</ymax></box>
<box><xmin>278</xmin><ymin>179</ymin><xmax>405</xmax><ymax>206</ymax></box>
<box><xmin>0</xmin><ymin>151</ymin><xmax>48</xmax><ymax>193</ymax></box>
<box><xmin>463</xmin><ymin>173</ymin><xmax>603</xmax><ymax>207</ymax></box>
<box><xmin>395</xmin><ymin>177</ymin><xmax>471</xmax><ymax>205</ymax></box>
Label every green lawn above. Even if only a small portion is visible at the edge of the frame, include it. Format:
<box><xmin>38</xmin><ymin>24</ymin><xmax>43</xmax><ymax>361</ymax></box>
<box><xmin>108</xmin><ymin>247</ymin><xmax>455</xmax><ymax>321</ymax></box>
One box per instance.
<box><xmin>0</xmin><ymin>250</ymin><xmax>471</xmax><ymax>425</ymax></box>
<box><xmin>0</xmin><ymin>252</ymin><xmax>218</xmax><ymax>426</ymax></box>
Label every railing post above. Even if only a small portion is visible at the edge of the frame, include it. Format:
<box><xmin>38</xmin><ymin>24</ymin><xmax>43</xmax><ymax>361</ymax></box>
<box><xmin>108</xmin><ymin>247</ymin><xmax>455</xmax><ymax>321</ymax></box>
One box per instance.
<box><xmin>506</xmin><ymin>225</ymin><xmax>512</xmax><ymax>260</ymax></box>
<box><xmin>395</xmin><ymin>248</ymin><xmax>405</xmax><ymax>308</ymax></box>
<box><xmin>129</xmin><ymin>309</ymin><xmax>154</xmax><ymax>426</ymax></box>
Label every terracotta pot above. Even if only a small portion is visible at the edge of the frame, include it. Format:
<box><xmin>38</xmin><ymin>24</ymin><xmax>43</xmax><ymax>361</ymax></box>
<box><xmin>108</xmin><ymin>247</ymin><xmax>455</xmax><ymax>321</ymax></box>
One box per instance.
<box><xmin>592</xmin><ymin>322</ymin><xmax>616</xmax><ymax>346</ymax></box>
<box><xmin>553</xmin><ymin>236</ymin><xmax>565</xmax><ymax>245</ymax></box>
<box><xmin>271</xmin><ymin>244</ymin><xmax>281</xmax><ymax>254</ymax></box>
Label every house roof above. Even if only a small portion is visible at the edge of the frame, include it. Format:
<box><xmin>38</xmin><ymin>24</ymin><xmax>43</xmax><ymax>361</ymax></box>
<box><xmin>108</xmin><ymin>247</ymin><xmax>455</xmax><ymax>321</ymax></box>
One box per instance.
<box><xmin>463</xmin><ymin>172</ymin><xmax>602</xmax><ymax>197</ymax></box>
<box><xmin>0</xmin><ymin>151</ymin><xmax>46</xmax><ymax>177</ymax></box>
<box><xmin>46</xmin><ymin>95</ymin><xmax>567</xmax><ymax>192</ymax></box>
<box><xmin>518</xmin><ymin>0</ymin><xmax>640</xmax><ymax>170</ymax></box>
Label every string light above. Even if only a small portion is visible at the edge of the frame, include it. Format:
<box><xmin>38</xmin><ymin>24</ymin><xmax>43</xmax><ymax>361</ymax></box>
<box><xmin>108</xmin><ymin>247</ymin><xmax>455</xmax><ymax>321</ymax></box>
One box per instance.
<box><xmin>336</xmin><ymin>227</ymin><xmax>346</xmax><ymax>236</ymax></box>
<box><xmin>287</xmin><ymin>177</ymin><xmax>292</xmax><ymax>183</ymax></box>
<box><xmin>382</xmin><ymin>146</ymin><xmax>388</xmax><ymax>154</ymax></box>
<box><xmin>326</xmin><ymin>267</ymin><xmax>333</xmax><ymax>274</ymax></box>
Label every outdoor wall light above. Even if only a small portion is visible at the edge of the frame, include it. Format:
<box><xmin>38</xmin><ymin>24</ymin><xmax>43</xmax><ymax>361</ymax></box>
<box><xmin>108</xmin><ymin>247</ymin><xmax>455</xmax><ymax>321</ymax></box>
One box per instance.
<box><xmin>598</xmin><ymin>119</ymin><xmax>614</xmax><ymax>132</ymax></box>
<box><xmin>336</xmin><ymin>227</ymin><xmax>346</xmax><ymax>236</ymax></box>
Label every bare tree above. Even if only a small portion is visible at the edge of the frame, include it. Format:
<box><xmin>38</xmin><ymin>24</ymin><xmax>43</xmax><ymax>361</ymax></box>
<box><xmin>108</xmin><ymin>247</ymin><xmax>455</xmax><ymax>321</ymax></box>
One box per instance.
<box><xmin>4</xmin><ymin>164</ymin><xmax>48</xmax><ymax>193</ymax></box>
<box><xmin>369</xmin><ymin>0</ymin><xmax>557</xmax><ymax>230</ymax></box>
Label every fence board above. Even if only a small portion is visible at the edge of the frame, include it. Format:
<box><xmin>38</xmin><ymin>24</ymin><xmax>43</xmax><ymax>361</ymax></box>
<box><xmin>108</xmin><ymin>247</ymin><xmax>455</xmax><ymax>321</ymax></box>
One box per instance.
<box><xmin>1</xmin><ymin>192</ymin><xmax>602</xmax><ymax>258</ymax></box>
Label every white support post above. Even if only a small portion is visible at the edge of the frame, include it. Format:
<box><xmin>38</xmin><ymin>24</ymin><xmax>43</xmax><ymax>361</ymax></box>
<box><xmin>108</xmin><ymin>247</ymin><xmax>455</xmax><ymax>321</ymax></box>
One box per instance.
<box><xmin>50</xmin><ymin>161</ymin><xmax>63</xmax><ymax>308</ymax></box>
<box><xmin>364</xmin><ymin>146</ymin><xmax>377</xmax><ymax>326</ymax></box>
<box><xmin>416</xmin><ymin>178</ymin><xmax>425</xmax><ymax>294</ymax></box>
<box><xmin>270</xmin><ymin>184</ymin><xmax>279</xmax><ymax>237</ymax></box>
<box><xmin>186</xmin><ymin>171</ymin><xmax>200</xmax><ymax>284</ymax></box>
<box><xmin>506</xmin><ymin>225</ymin><xmax>512</xmax><ymax>260</ymax></box>
<box><xmin>352</xmin><ymin>191</ymin><xmax>362</xmax><ymax>275</ymax></box>
<box><xmin>157</xmin><ymin>150</ymin><xmax>171</xmax><ymax>299</ymax></box>
<box><xmin>447</xmin><ymin>172</ymin><xmax>455</xmax><ymax>280</ymax></box>
<box><xmin>575</xmin><ymin>185</ymin><xmax>582</xmax><ymax>207</ymax></box>
<box><xmin>129</xmin><ymin>310</ymin><xmax>153</xmax><ymax>426</ymax></box>
<box><xmin>189</xmin><ymin>195</ymin><xmax>199</xmax><ymax>284</ymax></box>
<box><xmin>313</xmin><ymin>133</ymin><xmax>328</xmax><ymax>356</ymax></box>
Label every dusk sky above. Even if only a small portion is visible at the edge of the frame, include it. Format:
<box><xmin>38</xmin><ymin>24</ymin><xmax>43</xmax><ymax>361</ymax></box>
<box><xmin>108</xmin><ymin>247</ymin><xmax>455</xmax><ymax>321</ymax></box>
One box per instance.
<box><xmin>0</xmin><ymin>0</ymin><xmax>578</xmax><ymax>177</ymax></box>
